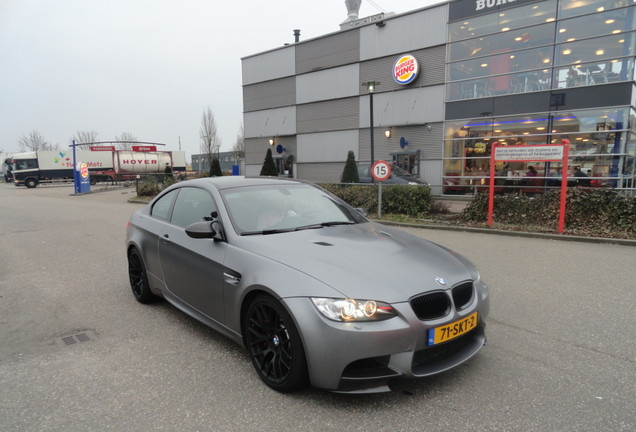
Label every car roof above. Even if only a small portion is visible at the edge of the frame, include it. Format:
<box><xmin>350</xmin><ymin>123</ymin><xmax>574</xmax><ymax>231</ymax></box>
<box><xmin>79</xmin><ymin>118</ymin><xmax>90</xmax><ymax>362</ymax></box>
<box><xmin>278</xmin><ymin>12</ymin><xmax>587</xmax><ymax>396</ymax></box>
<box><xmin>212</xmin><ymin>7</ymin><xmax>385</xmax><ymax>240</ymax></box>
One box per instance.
<box><xmin>178</xmin><ymin>176</ymin><xmax>307</xmax><ymax>191</ymax></box>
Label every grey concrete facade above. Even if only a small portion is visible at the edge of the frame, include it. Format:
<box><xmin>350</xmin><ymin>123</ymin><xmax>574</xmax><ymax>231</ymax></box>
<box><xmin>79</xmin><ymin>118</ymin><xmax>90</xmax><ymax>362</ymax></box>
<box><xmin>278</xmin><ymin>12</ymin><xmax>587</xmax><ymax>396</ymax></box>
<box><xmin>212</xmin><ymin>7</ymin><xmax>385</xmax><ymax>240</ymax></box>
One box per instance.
<box><xmin>241</xmin><ymin>3</ymin><xmax>448</xmax><ymax>185</ymax></box>
<box><xmin>242</xmin><ymin>0</ymin><xmax>636</xmax><ymax>192</ymax></box>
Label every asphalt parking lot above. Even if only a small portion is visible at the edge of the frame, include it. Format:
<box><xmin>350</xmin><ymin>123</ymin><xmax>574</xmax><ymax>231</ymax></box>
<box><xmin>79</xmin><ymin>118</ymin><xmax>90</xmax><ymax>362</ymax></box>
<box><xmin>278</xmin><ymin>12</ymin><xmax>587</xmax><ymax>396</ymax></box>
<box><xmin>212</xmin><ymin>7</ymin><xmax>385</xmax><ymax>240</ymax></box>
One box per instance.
<box><xmin>0</xmin><ymin>181</ymin><xmax>634</xmax><ymax>432</ymax></box>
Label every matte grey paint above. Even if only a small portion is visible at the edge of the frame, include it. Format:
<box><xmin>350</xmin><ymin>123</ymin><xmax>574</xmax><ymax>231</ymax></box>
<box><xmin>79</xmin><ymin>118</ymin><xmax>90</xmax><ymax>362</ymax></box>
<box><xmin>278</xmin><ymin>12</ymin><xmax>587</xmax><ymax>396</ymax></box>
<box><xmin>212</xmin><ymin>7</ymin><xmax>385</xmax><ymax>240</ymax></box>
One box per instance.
<box><xmin>126</xmin><ymin>177</ymin><xmax>490</xmax><ymax>392</ymax></box>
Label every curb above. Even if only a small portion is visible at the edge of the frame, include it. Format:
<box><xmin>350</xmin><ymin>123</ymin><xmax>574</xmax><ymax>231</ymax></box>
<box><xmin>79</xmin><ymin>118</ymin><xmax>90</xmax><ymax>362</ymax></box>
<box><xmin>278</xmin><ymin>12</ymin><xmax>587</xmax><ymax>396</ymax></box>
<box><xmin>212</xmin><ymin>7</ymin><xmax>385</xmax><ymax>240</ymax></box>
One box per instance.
<box><xmin>378</xmin><ymin>220</ymin><xmax>636</xmax><ymax>247</ymax></box>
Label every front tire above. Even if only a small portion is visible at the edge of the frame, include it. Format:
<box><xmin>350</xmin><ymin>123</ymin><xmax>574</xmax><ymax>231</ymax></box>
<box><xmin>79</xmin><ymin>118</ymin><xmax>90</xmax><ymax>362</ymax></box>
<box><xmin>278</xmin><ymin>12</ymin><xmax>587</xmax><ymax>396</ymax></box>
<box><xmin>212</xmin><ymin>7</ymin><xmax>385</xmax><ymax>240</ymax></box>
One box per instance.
<box><xmin>25</xmin><ymin>178</ymin><xmax>38</xmax><ymax>188</ymax></box>
<box><xmin>128</xmin><ymin>248</ymin><xmax>158</xmax><ymax>303</ymax></box>
<box><xmin>244</xmin><ymin>295</ymin><xmax>309</xmax><ymax>392</ymax></box>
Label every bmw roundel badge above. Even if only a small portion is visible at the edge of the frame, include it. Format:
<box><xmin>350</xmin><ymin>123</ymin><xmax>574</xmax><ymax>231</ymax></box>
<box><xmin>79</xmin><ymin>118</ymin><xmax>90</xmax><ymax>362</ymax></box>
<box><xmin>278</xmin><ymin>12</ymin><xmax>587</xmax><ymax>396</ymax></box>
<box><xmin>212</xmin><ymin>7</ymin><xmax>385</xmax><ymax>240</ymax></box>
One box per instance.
<box><xmin>435</xmin><ymin>277</ymin><xmax>447</xmax><ymax>286</ymax></box>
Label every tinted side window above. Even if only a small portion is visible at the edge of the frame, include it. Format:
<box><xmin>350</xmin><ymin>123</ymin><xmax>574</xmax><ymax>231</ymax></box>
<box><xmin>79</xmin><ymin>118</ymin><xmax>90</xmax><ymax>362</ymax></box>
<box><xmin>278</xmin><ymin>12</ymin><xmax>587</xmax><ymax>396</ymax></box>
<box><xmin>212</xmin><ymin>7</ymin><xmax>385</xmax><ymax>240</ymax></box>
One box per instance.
<box><xmin>170</xmin><ymin>187</ymin><xmax>217</xmax><ymax>228</ymax></box>
<box><xmin>151</xmin><ymin>189</ymin><xmax>177</xmax><ymax>221</ymax></box>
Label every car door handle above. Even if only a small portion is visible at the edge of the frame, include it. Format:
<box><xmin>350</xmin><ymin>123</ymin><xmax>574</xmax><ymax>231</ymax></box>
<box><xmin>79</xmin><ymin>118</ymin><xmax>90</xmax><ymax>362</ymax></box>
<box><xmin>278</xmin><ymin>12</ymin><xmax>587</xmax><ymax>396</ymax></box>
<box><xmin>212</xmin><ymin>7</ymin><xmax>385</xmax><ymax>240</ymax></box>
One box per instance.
<box><xmin>162</xmin><ymin>234</ymin><xmax>171</xmax><ymax>243</ymax></box>
<box><xmin>224</xmin><ymin>272</ymin><xmax>241</xmax><ymax>285</ymax></box>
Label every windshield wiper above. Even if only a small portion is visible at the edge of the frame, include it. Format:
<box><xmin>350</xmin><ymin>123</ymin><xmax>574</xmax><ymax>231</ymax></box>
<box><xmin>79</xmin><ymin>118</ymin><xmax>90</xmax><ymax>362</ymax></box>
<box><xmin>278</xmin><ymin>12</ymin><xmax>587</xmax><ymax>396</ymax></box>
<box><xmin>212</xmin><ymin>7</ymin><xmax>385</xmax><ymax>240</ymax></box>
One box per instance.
<box><xmin>320</xmin><ymin>221</ymin><xmax>356</xmax><ymax>226</ymax></box>
<box><xmin>294</xmin><ymin>221</ymin><xmax>356</xmax><ymax>231</ymax></box>
<box><xmin>241</xmin><ymin>228</ymin><xmax>294</xmax><ymax>236</ymax></box>
<box><xmin>242</xmin><ymin>221</ymin><xmax>357</xmax><ymax>236</ymax></box>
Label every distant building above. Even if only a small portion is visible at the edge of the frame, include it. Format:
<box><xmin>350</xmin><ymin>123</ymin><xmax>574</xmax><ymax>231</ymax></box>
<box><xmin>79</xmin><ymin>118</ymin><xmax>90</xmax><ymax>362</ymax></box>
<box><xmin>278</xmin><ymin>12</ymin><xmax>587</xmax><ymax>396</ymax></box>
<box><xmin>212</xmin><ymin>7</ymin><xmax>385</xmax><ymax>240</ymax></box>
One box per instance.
<box><xmin>191</xmin><ymin>151</ymin><xmax>242</xmax><ymax>175</ymax></box>
<box><xmin>241</xmin><ymin>0</ymin><xmax>636</xmax><ymax>194</ymax></box>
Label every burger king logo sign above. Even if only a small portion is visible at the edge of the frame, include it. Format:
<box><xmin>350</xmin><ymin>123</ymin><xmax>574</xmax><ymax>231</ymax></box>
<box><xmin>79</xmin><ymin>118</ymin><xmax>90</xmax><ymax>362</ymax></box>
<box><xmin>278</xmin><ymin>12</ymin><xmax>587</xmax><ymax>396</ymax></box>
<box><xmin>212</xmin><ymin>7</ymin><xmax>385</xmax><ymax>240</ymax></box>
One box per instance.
<box><xmin>393</xmin><ymin>54</ymin><xmax>419</xmax><ymax>85</ymax></box>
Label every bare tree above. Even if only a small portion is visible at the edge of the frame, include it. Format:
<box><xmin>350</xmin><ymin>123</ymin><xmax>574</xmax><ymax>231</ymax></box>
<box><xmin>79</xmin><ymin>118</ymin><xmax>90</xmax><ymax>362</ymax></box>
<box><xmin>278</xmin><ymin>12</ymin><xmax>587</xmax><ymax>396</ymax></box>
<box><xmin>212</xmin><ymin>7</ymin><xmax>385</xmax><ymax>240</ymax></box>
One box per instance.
<box><xmin>199</xmin><ymin>107</ymin><xmax>222</xmax><ymax>175</ymax></box>
<box><xmin>18</xmin><ymin>130</ymin><xmax>55</xmax><ymax>152</ymax></box>
<box><xmin>115</xmin><ymin>132</ymin><xmax>138</xmax><ymax>150</ymax></box>
<box><xmin>70</xmin><ymin>131</ymin><xmax>99</xmax><ymax>148</ymax></box>
<box><xmin>232</xmin><ymin>122</ymin><xmax>245</xmax><ymax>159</ymax></box>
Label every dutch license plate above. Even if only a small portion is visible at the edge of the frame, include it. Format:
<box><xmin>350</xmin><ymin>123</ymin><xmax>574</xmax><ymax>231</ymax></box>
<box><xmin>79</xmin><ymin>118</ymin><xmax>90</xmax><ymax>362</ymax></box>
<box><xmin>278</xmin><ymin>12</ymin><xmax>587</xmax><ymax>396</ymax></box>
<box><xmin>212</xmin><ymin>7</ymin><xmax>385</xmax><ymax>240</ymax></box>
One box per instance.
<box><xmin>427</xmin><ymin>312</ymin><xmax>478</xmax><ymax>346</ymax></box>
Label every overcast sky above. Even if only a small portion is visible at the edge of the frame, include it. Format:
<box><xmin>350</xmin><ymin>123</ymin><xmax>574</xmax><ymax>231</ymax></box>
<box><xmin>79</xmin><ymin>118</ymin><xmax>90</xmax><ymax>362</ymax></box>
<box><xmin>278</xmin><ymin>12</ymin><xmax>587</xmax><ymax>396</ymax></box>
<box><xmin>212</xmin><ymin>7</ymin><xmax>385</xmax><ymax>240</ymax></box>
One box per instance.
<box><xmin>0</xmin><ymin>0</ymin><xmax>439</xmax><ymax>161</ymax></box>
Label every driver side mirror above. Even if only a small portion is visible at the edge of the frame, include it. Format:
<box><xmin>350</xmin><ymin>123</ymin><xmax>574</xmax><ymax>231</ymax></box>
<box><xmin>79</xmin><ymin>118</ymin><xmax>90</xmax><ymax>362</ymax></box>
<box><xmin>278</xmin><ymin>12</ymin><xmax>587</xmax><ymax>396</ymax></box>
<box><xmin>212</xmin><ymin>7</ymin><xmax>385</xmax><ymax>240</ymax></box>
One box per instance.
<box><xmin>185</xmin><ymin>220</ymin><xmax>224</xmax><ymax>241</ymax></box>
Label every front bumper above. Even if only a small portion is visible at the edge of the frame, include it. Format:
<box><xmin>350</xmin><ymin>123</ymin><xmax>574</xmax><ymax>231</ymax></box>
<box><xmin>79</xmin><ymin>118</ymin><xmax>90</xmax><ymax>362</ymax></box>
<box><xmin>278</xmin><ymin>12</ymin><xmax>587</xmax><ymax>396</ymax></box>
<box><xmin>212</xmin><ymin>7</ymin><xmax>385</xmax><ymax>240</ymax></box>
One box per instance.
<box><xmin>283</xmin><ymin>281</ymin><xmax>489</xmax><ymax>393</ymax></box>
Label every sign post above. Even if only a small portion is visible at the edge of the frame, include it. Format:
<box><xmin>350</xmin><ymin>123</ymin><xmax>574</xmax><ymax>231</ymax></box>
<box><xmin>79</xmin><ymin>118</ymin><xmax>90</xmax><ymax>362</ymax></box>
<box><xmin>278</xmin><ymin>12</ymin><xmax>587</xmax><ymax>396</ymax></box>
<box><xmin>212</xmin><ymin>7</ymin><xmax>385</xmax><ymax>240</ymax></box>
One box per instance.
<box><xmin>74</xmin><ymin>161</ymin><xmax>91</xmax><ymax>194</ymax></box>
<box><xmin>372</xmin><ymin>161</ymin><xmax>391</xmax><ymax>218</ymax></box>
<box><xmin>488</xmin><ymin>139</ymin><xmax>570</xmax><ymax>233</ymax></box>
<box><xmin>70</xmin><ymin>140</ymin><xmax>91</xmax><ymax>195</ymax></box>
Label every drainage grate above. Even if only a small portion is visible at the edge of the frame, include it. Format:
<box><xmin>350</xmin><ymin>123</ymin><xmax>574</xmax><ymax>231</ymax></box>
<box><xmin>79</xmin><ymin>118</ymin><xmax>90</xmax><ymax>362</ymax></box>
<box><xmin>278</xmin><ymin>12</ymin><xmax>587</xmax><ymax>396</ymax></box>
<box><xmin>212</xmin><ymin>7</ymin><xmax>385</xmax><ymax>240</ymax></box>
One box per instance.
<box><xmin>58</xmin><ymin>330</ymin><xmax>96</xmax><ymax>347</ymax></box>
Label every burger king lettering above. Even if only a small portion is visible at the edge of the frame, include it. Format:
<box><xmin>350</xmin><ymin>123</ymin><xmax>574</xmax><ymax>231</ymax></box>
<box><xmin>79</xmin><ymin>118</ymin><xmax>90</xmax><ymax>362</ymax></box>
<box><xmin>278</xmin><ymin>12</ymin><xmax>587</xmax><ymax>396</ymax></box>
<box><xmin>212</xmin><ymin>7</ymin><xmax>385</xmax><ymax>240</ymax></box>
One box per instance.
<box><xmin>475</xmin><ymin>0</ymin><xmax>516</xmax><ymax>11</ymax></box>
<box><xmin>393</xmin><ymin>54</ymin><xmax>419</xmax><ymax>85</ymax></box>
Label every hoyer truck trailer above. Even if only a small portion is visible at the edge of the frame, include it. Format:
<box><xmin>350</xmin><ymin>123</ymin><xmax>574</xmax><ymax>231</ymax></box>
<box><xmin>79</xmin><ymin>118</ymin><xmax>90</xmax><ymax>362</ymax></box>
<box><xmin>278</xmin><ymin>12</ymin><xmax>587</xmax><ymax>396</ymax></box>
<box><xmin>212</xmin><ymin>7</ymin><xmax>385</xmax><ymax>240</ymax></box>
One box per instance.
<box><xmin>11</xmin><ymin>150</ymin><xmax>186</xmax><ymax>188</ymax></box>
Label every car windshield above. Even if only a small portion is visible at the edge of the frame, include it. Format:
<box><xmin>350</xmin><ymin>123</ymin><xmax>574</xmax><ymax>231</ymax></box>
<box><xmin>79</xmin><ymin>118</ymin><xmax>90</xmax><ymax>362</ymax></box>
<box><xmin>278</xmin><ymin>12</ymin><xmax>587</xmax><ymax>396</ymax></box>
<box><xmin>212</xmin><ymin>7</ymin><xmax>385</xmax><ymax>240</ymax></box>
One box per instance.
<box><xmin>358</xmin><ymin>163</ymin><xmax>412</xmax><ymax>178</ymax></box>
<box><xmin>390</xmin><ymin>164</ymin><xmax>411</xmax><ymax>176</ymax></box>
<box><xmin>221</xmin><ymin>183</ymin><xmax>366</xmax><ymax>235</ymax></box>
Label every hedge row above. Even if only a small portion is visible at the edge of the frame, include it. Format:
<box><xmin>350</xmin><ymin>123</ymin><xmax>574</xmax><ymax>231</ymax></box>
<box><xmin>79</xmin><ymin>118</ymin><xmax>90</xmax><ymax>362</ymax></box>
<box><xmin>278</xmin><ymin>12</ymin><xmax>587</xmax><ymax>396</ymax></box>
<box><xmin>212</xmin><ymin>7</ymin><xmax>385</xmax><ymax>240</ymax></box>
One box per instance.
<box><xmin>319</xmin><ymin>183</ymin><xmax>433</xmax><ymax>217</ymax></box>
<box><xmin>458</xmin><ymin>188</ymin><xmax>636</xmax><ymax>238</ymax></box>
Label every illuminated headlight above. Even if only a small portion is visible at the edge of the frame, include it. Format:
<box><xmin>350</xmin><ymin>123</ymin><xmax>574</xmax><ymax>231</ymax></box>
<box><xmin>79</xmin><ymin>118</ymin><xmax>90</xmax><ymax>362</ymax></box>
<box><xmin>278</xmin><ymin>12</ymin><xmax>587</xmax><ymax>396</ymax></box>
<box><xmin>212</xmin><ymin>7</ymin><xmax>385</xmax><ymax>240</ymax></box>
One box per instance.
<box><xmin>311</xmin><ymin>298</ymin><xmax>397</xmax><ymax>322</ymax></box>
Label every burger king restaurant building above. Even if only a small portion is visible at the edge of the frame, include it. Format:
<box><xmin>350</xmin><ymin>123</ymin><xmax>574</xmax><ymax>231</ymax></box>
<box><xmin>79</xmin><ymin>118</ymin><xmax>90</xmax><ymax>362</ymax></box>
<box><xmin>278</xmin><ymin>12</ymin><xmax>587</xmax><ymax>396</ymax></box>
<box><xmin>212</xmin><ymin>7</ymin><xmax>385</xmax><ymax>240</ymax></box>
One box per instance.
<box><xmin>241</xmin><ymin>0</ymin><xmax>636</xmax><ymax>194</ymax></box>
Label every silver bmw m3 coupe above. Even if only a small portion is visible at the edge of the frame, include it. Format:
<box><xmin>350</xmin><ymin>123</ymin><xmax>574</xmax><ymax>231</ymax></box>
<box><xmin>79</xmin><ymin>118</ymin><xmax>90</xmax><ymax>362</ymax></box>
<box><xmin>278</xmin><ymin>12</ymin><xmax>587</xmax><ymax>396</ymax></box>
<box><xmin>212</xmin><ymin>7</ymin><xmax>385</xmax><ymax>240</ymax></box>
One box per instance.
<box><xmin>125</xmin><ymin>176</ymin><xmax>489</xmax><ymax>393</ymax></box>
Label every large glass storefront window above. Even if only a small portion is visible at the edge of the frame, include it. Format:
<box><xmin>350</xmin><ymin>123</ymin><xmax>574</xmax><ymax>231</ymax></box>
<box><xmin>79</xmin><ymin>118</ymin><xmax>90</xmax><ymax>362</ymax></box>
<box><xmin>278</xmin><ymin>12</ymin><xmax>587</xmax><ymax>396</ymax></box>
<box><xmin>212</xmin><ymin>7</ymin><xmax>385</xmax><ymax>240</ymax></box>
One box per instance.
<box><xmin>448</xmin><ymin>22</ymin><xmax>556</xmax><ymax>63</ymax></box>
<box><xmin>557</xmin><ymin>7</ymin><xmax>636</xmax><ymax>43</ymax></box>
<box><xmin>442</xmin><ymin>108</ymin><xmax>636</xmax><ymax>194</ymax></box>
<box><xmin>559</xmin><ymin>0</ymin><xmax>632</xmax><ymax>19</ymax></box>
<box><xmin>447</xmin><ymin>1</ymin><xmax>636</xmax><ymax>101</ymax></box>
<box><xmin>449</xmin><ymin>1</ymin><xmax>558</xmax><ymax>43</ymax></box>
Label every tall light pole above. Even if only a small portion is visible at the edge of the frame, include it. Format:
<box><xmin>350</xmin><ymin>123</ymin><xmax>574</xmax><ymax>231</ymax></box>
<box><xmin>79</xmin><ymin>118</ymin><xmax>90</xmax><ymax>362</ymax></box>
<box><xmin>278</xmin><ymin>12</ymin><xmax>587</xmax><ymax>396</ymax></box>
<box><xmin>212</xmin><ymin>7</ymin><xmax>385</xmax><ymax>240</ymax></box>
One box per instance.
<box><xmin>362</xmin><ymin>81</ymin><xmax>380</xmax><ymax>172</ymax></box>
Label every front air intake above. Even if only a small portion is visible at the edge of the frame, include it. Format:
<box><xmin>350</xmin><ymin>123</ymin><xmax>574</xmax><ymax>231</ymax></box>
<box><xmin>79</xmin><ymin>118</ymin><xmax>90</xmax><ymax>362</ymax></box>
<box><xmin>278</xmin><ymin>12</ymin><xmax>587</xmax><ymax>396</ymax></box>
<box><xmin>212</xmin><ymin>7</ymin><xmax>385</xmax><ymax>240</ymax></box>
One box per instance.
<box><xmin>410</xmin><ymin>291</ymin><xmax>450</xmax><ymax>320</ymax></box>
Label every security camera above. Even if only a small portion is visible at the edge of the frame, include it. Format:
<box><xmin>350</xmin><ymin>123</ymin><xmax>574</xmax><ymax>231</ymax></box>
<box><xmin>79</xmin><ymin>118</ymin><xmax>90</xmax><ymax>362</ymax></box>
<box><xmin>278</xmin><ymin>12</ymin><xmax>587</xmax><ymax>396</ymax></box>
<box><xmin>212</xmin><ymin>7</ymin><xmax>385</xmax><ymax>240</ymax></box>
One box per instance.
<box><xmin>427</xmin><ymin>125</ymin><xmax>432</xmax><ymax>131</ymax></box>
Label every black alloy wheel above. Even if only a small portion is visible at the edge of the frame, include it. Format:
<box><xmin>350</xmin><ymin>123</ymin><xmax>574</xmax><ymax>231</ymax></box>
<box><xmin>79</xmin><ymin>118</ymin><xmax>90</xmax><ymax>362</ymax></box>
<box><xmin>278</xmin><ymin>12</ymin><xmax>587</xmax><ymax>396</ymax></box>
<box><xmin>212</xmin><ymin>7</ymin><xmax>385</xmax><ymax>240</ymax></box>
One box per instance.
<box><xmin>245</xmin><ymin>295</ymin><xmax>308</xmax><ymax>392</ymax></box>
<box><xmin>128</xmin><ymin>248</ymin><xmax>157</xmax><ymax>304</ymax></box>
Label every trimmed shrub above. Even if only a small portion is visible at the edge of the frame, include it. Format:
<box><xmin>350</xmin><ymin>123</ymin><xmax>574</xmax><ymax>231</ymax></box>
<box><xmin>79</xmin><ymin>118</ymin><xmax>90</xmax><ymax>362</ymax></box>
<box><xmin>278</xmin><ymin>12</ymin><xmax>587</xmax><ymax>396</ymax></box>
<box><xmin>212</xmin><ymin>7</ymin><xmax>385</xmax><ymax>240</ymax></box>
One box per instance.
<box><xmin>260</xmin><ymin>149</ymin><xmax>278</xmax><ymax>176</ymax></box>
<box><xmin>458</xmin><ymin>188</ymin><xmax>636</xmax><ymax>238</ymax></box>
<box><xmin>210</xmin><ymin>157</ymin><xmax>223</xmax><ymax>177</ymax></box>
<box><xmin>320</xmin><ymin>183</ymin><xmax>432</xmax><ymax>217</ymax></box>
<box><xmin>341</xmin><ymin>151</ymin><xmax>360</xmax><ymax>183</ymax></box>
<box><xmin>137</xmin><ymin>177</ymin><xmax>161</xmax><ymax>197</ymax></box>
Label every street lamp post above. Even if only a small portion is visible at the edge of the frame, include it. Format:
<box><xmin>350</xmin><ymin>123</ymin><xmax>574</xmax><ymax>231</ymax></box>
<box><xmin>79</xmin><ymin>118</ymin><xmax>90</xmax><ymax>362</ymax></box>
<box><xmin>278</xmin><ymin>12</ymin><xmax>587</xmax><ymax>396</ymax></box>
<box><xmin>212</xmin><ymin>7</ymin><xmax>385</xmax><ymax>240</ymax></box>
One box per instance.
<box><xmin>362</xmin><ymin>81</ymin><xmax>380</xmax><ymax>173</ymax></box>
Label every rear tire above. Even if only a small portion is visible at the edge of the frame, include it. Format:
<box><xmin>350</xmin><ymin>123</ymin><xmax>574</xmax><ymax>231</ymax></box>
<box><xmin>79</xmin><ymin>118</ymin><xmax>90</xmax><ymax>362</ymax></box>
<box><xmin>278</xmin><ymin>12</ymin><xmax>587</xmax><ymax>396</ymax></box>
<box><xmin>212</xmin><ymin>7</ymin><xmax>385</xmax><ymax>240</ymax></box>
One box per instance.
<box><xmin>128</xmin><ymin>248</ymin><xmax>158</xmax><ymax>303</ymax></box>
<box><xmin>244</xmin><ymin>295</ymin><xmax>309</xmax><ymax>392</ymax></box>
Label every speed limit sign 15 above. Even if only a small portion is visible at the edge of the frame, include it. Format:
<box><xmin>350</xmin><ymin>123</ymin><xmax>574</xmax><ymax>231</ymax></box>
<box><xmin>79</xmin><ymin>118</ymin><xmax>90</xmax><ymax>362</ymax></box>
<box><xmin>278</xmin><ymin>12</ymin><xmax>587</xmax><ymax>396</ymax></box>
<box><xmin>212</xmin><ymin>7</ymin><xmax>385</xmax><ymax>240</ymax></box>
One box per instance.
<box><xmin>371</xmin><ymin>160</ymin><xmax>391</xmax><ymax>182</ymax></box>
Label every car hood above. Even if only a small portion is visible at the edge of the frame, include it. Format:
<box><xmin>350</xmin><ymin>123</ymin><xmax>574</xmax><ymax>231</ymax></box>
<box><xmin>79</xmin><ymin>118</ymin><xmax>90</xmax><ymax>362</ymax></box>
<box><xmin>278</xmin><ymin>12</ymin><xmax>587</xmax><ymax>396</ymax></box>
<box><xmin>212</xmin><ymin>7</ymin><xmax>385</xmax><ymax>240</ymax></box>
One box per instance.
<box><xmin>233</xmin><ymin>222</ymin><xmax>475</xmax><ymax>303</ymax></box>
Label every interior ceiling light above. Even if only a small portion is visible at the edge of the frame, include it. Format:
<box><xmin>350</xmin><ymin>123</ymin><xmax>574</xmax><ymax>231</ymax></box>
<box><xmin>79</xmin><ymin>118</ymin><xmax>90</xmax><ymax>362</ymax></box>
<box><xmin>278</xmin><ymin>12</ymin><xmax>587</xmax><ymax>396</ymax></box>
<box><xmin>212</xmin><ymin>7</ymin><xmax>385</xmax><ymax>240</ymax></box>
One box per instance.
<box><xmin>502</xmin><ymin>27</ymin><xmax>510</xmax><ymax>31</ymax></box>
<box><xmin>606</xmin><ymin>19</ymin><xmax>615</xmax><ymax>24</ymax></box>
<box><xmin>563</xmin><ymin>49</ymin><xmax>572</xmax><ymax>55</ymax></box>
<box><xmin>559</xmin><ymin>28</ymin><xmax>566</xmax><ymax>33</ymax></box>
<box><xmin>596</xmin><ymin>50</ymin><xmax>605</xmax><ymax>55</ymax></box>
<box><xmin>613</xmin><ymin>30</ymin><xmax>622</xmax><ymax>34</ymax></box>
